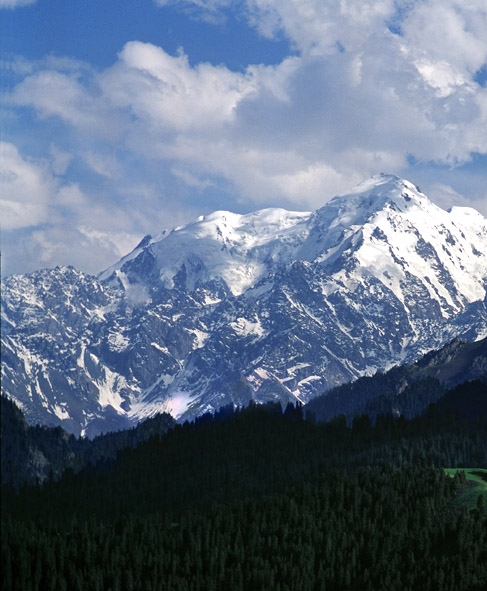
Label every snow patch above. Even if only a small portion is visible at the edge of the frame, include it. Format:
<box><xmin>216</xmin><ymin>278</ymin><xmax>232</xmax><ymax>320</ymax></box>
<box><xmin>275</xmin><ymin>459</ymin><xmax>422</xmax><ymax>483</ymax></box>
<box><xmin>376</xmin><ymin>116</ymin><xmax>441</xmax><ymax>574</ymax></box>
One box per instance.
<box><xmin>95</xmin><ymin>367</ymin><xmax>127</xmax><ymax>413</ymax></box>
<box><xmin>230</xmin><ymin>317</ymin><xmax>266</xmax><ymax>338</ymax></box>
<box><xmin>53</xmin><ymin>404</ymin><xmax>71</xmax><ymax>420</ymax></box>
<box><xmin>108</xmin><ymin>331</ymin><xmax>130</xmax><ymax>353</ymax></box>
<box><xmin>185</xmin><ymin>329</ymin><xmax>209</xmax><ymax>349</ymax></box>
<box><xmin>151</xmin><ymin>342</ymin><xmax>170</xmax><ymax>354</ymax></box>
<box><xmin>131</xmin><ymin>390</ymin><xmax>194</xmax><ymax>421</ymax></box>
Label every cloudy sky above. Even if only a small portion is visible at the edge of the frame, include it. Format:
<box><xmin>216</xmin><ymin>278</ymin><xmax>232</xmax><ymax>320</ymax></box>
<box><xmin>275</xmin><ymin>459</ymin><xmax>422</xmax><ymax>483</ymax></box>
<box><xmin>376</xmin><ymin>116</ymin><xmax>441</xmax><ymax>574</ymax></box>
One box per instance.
<box><xmin>2</xmin><ymin>0</ymin><xmax>487</xmax><ymax>277</ymax></box>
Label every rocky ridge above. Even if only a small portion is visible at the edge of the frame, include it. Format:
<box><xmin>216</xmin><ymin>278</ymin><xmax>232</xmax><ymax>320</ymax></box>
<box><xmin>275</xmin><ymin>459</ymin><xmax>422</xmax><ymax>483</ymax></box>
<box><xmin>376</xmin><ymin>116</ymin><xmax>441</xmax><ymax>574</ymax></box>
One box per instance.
<box><xmin>2</xmin><ymin>174</ymin><xmax>487</xmax><ymax>436</ymax></box>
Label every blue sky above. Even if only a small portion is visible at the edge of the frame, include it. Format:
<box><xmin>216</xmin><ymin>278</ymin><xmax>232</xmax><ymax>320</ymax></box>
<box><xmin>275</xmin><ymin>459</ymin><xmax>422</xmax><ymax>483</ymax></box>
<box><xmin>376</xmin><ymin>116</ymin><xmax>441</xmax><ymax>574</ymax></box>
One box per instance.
<box><xmin>1</xmin><ymin>0</ymin><xmax>487</xmax><ymax>277</ymax></box>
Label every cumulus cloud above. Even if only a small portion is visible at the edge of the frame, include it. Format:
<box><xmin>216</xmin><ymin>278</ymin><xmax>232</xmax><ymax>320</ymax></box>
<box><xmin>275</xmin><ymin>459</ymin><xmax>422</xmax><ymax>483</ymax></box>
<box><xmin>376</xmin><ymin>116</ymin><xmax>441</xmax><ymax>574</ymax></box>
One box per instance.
<box><xmin>0</xmin><ymin>141</ymin><xmax>149</xmax><ymax>276</ymax></box>
<box><xmin>23</xmin><ymin>226</ymin><xmax>140</xmax><ymax>276</ymax></box>
<box><xmin>428</xmin><ymin>183</ymin><xmax>487</xmax><ymax>218</ymax></box>
<box><xmin>0</xmin><ymin>142</ymin><xmax>53</xmax><ymax>230</ymax></box>
<box><xmin>402</xmin><ymin>1</ymin><xmax>487</xmax><ymax>75</ymax></box>
<box><xmin>102</xmin><ymin>41</ymin><xmax>258</xmax><ymax>132</ymax></box>
<box><xmin>146</xmin><ymin>1</ymin><xmax>487</xmax><ymax>175</ymax></box>
<box><xmin>9</xmin><ymin>69</ymin><xmax>126</xmax><ymax>142</ymax></box>
<box><xmin>3</xmin><ymin>0</ymin><xmax>487</xmax><ymax>275</ymax></box>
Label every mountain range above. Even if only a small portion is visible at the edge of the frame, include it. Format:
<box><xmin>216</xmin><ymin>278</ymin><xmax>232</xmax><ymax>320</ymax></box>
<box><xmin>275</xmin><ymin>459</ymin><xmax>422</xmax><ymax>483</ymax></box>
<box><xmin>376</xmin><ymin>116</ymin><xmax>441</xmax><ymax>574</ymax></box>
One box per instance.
<box><xmin>2</xmin><ymin>173</ymin><xmax>487</xmax><ymax>437</ymax></box>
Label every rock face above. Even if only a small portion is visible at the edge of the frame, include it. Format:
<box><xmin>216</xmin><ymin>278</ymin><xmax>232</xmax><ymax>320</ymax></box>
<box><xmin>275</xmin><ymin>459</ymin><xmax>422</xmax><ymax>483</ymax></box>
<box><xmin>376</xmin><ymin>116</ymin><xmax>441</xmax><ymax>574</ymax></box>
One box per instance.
<box><xmin>2</xmin><ymin>174</ymin><xmax>487</xmax><ymax>436</ymax></box>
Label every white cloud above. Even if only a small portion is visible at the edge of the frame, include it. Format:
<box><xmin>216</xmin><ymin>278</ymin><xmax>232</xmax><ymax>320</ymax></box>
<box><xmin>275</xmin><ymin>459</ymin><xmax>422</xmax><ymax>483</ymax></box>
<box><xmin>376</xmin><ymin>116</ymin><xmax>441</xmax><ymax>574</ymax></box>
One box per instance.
<box><xmin>143</xmin><ymin>2</ymin><xmax>487</xmax><ymax>171</ymax></box>
<box><xmin>0</xmin><ymin>142</ymin><xmax>53</xmax><ymax>230</ymax></box>
<box><xmin>102</xmin><ymin>41</ymin><xmax>258</xmax><ymax>132</ymax></box>
<box><xmin>154</xmin><ymin>0</ymin><xmax>234</xmax><ymax>24</ymax></box>
<box><xmin>402</xmin><ymin>1</ymin><xmax>487</xmax><ymax>76</ymax></box>
<box><xmin>0</xmin><ymin>141</ymin><xmax>154</xmax><ymax>276</ymax></box>
<box><xmin>9</xmin><ymin>66</ymin><xmax>126</xmax><ymax>142</ymax></box>
<box><xmin>49</xmin><ymin>144</ymin><xmax>73</xmax><ymax>176</ymax></box>
<box><xmin>427</xmin><ymin>182</ymin><xmax>487</xmax><ymax>217</ymax></box>
<box><xmin>2</xmin><ymin>0</ymin><xmax>487</xmax><ymax>275</ymax></box>
<box><xmin>25</xmin><ymin>226</ymin><xmax>140</xmax><ymax>275</ymax></box>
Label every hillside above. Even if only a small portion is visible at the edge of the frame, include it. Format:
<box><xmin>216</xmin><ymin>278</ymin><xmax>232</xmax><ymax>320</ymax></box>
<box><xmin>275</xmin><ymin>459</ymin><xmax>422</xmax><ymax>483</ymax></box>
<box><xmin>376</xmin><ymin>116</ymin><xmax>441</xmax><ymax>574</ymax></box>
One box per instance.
<box><xmin>306</xmin><ymin>336</ymin><xmax>487</xmax><ymax>422</ymax></box>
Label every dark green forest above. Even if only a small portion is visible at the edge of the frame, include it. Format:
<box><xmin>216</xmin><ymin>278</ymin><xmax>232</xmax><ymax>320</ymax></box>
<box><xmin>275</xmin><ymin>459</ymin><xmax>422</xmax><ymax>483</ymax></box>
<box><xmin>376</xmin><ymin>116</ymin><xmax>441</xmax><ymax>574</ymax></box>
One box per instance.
<box><xmin>2</xmin><ymin>380</ymin><xmax>487</xmax><ymax>591</ymax></box>
<box><xmin>305</xmin><ymin>336</ymin><xmax>487</xmax><ymax>423</ymax></box>
<box><xmin>0</xmin><ymin>396</ymin><xmax>175</xmax><ymax>490</ymax></box>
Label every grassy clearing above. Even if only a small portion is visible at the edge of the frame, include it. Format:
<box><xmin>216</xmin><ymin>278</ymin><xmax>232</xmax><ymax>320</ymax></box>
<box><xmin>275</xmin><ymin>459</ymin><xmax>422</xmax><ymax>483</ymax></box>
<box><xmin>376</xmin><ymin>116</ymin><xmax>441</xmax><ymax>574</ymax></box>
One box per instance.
<box><xmin>444</xmin><ymin>468</ymin><xmax>487</xmax><ymax>510</ymax></box>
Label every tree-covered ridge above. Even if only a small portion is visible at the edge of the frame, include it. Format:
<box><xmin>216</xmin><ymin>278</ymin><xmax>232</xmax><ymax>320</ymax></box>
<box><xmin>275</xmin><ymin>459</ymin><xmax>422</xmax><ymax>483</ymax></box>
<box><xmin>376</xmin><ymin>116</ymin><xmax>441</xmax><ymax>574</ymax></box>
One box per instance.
<box><xmin>0</xmin><ymin>396</ymin><xmax>174</xmax><ymax>489</ymax></box>
<box><xmin>306</xmin><ymin>336</ymin><xmax>487</xmax><ymax>423</ymax></box>
<box><xmin>2</xmin><ymin>392</ymin><xmax>487</xmax><ymax>591</ymax></box>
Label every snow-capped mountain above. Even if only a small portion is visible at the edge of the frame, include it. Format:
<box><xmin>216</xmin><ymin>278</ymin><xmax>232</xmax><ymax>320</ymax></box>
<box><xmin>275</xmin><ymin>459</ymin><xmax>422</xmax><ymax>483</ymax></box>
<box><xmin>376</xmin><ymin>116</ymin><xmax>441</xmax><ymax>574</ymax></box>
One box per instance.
<box><xmin>2</xmin><ymin>174</ymin><xmax>487</xmax><ymax>436</ymax></box>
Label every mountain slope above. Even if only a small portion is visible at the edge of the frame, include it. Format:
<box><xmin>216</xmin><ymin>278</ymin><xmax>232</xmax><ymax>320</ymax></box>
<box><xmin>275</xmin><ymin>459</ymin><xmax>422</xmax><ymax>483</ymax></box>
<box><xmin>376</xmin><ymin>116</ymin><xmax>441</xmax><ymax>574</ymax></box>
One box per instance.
<box><xmin>304</xmin><ymin>336</ymin><xmax>487</xmax><ymax>423</ymax></box>
<box><xmin>2</xmin><ymin>174</ymin><xmax>487</xmax><ymax>436</ymax></box>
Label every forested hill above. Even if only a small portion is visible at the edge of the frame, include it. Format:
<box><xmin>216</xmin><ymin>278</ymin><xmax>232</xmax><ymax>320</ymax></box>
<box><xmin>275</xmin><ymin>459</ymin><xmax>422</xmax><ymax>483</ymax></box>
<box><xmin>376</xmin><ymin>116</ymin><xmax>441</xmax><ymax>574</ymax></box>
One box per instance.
<box><xmin>305</xmin><ymin>337</ymin><xmax>487</xmax><ymax>423</ymax></box>
<box><xmin>2</xmin><ymin>388</ymin><xmax>487</xmax><ymax>591</ymax></box>
<box><xmin>0</xmin><ymin>395</ymin><xmax>174</xmax><ymax>490</ymax></box>
<box><xmin>1</xmin><ymin>375</ymin><xmax>486</xmax><ymax>490</ymax></box>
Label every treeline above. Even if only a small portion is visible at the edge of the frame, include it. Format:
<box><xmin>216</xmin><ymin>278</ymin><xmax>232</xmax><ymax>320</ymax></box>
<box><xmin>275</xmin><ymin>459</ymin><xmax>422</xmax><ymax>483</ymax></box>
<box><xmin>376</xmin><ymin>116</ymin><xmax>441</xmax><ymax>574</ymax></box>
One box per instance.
<box><xmin>3</xmin><ymin>399</ymin><xmax>487</xmax><ymax>522</ymax></box>
<box><xmin>2</xmin><ymin>395</ymin><xmax>487</xmax><ymax>590</ymax></box>
<box><xmin>3</xmin><ymin>376</ymin><xmax>486</xmax><ymax>491</ymax></box>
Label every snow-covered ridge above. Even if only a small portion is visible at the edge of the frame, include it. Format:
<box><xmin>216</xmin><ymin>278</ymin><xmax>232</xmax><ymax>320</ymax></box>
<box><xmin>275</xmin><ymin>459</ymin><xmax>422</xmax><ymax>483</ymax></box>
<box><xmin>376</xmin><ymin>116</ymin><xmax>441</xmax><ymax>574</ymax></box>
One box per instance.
<box><xmin>100</xmin><ymin>206</ymin><xmax>312</xmax><ymax>295</ymax></box>
<box><xmin>314</xmin><ymin>174</ymin><xmax>487</xmax><ymax>310</ymax></box>
<box><xmin>3</xmin><ymin>174</ymin><xmax>487</xmax><ymax>436</ymax></box>
<box><xmin>100</xmin><ymin>173</ymin><xmax>487</xmax><ymax>306</ymax></box>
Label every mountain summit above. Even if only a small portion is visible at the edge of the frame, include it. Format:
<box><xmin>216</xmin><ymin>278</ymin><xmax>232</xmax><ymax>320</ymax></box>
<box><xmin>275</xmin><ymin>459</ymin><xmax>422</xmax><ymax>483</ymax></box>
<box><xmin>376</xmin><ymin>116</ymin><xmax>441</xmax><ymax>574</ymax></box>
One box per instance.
<box><xmin>2</xmin><ymin>175</ymin><xmax>487</xmax><ymax>436</ymax></box>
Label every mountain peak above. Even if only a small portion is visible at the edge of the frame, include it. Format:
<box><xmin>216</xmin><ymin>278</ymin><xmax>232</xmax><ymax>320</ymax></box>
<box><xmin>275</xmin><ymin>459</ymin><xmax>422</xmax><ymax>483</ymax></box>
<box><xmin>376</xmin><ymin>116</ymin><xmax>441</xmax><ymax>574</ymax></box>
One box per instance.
<box><xmin>347</xmin><ymin>172</ymin><xmax>414</xmax><ymax>193</ymax></box>
<box><xmin>3</xmin><ymin>175</ymin><xmax>487</xmax><ymax>435</ymax></box>
<box><xmin>295</xmin><ymin>175</ymin><xmax>429</xmax><ymax>264</ymax></box>
<box><xmin>332</xmin><ymin>173</ymin><xmax>427</xmax><ymax>216</ymax></box>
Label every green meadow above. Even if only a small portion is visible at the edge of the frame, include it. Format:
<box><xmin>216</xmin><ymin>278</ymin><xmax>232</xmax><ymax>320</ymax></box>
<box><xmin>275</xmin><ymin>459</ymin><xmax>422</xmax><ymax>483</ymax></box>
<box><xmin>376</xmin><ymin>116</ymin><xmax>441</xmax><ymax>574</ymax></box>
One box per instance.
<box><xmin>444</xmin><ymin>468</ymin><xmax>487</xmax><ymax>510</ymax></box>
